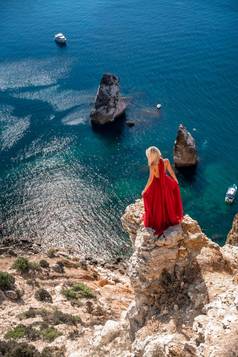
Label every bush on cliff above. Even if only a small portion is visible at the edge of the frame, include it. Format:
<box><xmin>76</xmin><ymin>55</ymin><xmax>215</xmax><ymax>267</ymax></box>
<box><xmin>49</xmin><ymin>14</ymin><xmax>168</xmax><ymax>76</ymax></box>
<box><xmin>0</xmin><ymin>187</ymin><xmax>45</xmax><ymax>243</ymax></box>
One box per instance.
<box><xmin>12</xmin><ymin>257</ymin><xmax>41</xmax><ymax>274</ymax></box>
<box><xmin>19</xmin><ymin>307</ymin><xmax>82</xmax><ymax>326</ymax></box>
<box><xmin>5</xmin><ymin>324</ymin><xmax>40</xmax><ymax>341</ymax></box>
<box><xmin>12</xmin><ymin>257</ymin><xmax>30</xmax><ymax>273</ymax></box>
<box><xmin>62</xmin><ymin>282</ymin><xmax>95</xmax><ymax>301</ymax></box>
<box><xmin>0</xmin><ymin>340</ymin><xmax>41</xmax><ymax>357</ymax></box>
<box><xmin>40</xmin><ymin>325</ymin><xmax>61</xmax><ymax>342</ymax></box>
<box><xmin>0</xmin><ymin>271</ymin><xmax>15</xmax><ymax>290</ymax></box>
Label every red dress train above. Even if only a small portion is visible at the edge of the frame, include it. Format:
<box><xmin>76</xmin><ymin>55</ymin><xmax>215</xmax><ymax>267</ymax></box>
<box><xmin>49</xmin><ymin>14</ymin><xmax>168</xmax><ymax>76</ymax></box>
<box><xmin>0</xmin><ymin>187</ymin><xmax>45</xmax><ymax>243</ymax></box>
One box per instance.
<box><xmin>143</xmin><ymin>158</ymin><xmax>183</xmax><ymax>236</ymax></box>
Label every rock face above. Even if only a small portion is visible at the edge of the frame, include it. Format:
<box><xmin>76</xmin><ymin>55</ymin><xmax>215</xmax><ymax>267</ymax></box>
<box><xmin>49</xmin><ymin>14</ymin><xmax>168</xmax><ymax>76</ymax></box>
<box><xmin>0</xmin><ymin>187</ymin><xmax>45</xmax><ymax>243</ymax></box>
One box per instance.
<box><xmin>226</xmin><ymin>213</ymin><xmax>238</xmax><ymax>246</ymax></box>
<box><xmin>84</xmin><ymin>199</ymin><xmax>238</xmax><ymax>357</ymax></box>
<box><xmin>173</xmin><ymin>124</ymin><xmax>198</xmax><ymax>167</ymax></box>
<box><xmin>90</xmin><ymin>74</ymin><xmax>127</xmax><ymax>125</ymax></box>
<box><xmin>2</xmin><ymin>201</ymin><xmax>238</xmax><ymax>356</ymax></box>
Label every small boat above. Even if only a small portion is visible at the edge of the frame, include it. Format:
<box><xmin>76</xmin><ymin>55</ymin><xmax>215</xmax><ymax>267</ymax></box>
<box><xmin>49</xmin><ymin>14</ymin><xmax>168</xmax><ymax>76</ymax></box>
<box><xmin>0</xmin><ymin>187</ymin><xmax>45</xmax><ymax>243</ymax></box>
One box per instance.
<box><xmin>225</xmin><ymin>184</ymin><xmax>237</xmax><ymax>204</ymax></box>
<box><xmin>156</xmin><ymin>103</ymin><xmax>162</xmax><ymax>110</ymax></box>
<box><xmin>54</xmin><ymin>33</ymin><xmax>67</xmax><ymax>45</ymax></box>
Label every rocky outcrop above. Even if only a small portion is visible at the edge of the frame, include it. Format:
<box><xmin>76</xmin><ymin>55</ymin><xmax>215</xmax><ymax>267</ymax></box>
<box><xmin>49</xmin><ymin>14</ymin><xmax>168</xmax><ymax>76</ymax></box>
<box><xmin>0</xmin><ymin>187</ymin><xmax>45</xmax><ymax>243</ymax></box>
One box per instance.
<box><xmin>90</xmin><ymin>74</ymin><xmax>127</xmax><ymax>125</ymax></box>
<box><xmin>173</xmin><ymin>124</ymin><xmax>198</xmax><ymax>167</ymax></box>
<box><xmin>0</xmin><ymin>250</ymin><xmax>133</xmax><ymax>357</ymax></box>
<box><xmin>84</xmin><ymin>199</ymin><xmax>238</xmax><ymax>357</ymax></box>
<box><xmin>226</xmin><ymin>213</ymin><xmax>238</xmax><ymax>246</ymax></box>
<box><xmin>2</xmin><ymin>201</ymin><xmax>238</xmax><ymax>356</ymax></box>
<box><xmin>121</xmin><ymin>200</ymin><xmax>238</xmax><ymax>356</ymax></box>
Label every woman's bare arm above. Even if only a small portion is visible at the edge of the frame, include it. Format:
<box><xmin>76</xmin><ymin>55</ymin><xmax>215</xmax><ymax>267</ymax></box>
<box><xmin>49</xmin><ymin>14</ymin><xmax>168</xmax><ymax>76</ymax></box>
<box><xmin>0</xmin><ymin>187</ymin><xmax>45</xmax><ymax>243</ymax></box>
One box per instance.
<box><xmin>142</xmin><ymin>165</ymin><xmax>154</xmax><ymax>195</ymax></box>
<box><xmin>164</xmin><ymin>159</ymin><xmax>178</xmax><ymax>183</ymax></box>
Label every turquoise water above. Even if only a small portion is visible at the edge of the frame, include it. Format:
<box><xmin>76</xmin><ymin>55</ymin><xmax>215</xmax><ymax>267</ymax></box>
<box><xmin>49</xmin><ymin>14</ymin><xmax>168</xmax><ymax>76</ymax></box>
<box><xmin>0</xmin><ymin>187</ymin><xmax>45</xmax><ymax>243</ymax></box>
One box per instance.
<box><xmin>0</xmin><ymin>0</ymin><xmax>238</xmax><ymax>256</ymax></box>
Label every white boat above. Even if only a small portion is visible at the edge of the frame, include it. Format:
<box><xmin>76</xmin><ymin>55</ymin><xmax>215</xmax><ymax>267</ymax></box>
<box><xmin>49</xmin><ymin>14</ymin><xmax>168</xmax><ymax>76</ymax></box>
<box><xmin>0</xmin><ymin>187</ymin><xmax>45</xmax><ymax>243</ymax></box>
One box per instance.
<box><xmin>54</xmin><ymin>33</ymin><xmax>67</xmax><ymax>45</ymax></box>
<box><xmin>225</xmin><ymin>184</ymin><xmax>237</xmax><ymax>204</ymax></box>
<box><xmin>156</xmin><ymin>103</ymin><xmax>162</xmax><ymax>110</ymax></box>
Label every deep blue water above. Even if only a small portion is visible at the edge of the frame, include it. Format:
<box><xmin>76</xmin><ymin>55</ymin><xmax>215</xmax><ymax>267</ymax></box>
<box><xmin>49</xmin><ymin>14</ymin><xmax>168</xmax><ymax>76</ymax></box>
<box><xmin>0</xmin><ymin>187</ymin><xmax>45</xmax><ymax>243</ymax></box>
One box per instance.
<box><xmin>0</xmin><ymin>0</ymin><xmax>238</xmax><ymax>257</ymax></box>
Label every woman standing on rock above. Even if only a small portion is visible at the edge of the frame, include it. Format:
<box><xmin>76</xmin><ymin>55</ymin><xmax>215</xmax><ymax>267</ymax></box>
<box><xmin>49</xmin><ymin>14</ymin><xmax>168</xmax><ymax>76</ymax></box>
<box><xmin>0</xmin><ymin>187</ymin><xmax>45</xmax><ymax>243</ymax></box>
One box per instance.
<box><xmin>142</xmin><ymin>146</ymin><xmax>183</xmax><ymax>236</ymax></box>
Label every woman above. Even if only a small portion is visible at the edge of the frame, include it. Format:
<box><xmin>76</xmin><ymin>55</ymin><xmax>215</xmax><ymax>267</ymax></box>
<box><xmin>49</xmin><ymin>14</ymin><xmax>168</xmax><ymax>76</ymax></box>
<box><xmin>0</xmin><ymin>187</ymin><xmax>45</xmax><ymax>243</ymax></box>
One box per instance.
<box><xmin>142</xmin><ymin>146</ymin><xmax>183</xmax><ymax>236</ymax></box>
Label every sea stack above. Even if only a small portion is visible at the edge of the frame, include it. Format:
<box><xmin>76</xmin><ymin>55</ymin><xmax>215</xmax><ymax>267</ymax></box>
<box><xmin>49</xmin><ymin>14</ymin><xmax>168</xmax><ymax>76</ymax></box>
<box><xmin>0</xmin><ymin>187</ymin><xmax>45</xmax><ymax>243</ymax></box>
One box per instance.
<box><xmin>90</xmin><ymin>73</ymin><xmax>127</xmax><ymax>125</ymax></box>
<box><xmin>173</xmin><ymin>124</ymin><xmax>198</xmax><ymax>167</ymax></box>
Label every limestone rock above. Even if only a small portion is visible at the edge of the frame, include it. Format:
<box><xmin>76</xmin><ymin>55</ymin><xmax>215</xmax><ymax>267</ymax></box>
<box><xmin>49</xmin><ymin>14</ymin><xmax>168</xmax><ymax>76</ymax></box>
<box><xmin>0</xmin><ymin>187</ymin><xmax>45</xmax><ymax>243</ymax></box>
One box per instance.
<box><xmin>90</xmin><ymin>73</ymin><xmax>127</xmax><ymax>125</ymax></box>
<box><xmin>4</xmin><ymin>290</ymin><xmax>20</xmax><ymax>301</ymax></box>
<box><xmin>173</xmin><ymin>124</ymin><xmax>198</xmax><ymax>167</ymax></box>
<box><xmin>226</xmin><ymin>213</ymin><xmax>238</xmax><ymax>246</ymax></box>
<box><xmin>120</xmin><ymin>198</ymin><xmax>238</xmax><ymax>356</ymax></box>
<box><xmin>93</xmin><ymin>320</ymin><xmax>122</xmax><ymax>347</ymax></box>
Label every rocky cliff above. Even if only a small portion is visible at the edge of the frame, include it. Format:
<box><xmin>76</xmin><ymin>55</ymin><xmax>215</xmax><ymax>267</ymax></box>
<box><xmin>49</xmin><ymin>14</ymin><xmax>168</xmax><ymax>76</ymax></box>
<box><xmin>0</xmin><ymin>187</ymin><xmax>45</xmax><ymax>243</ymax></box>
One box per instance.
<box><xmin>226</xmin><ymin>213</ymin><xmax>238</xmax><ymax>246</ymax></box>
<box><xmin>1</xmin><ymin>202</ymin><xmax>238</xmax><ymax>356</ymax></box>
<box><xmin>120</xmin><ymin>200</ymin><xmax>238</xmax><ymax>356</ymax></box>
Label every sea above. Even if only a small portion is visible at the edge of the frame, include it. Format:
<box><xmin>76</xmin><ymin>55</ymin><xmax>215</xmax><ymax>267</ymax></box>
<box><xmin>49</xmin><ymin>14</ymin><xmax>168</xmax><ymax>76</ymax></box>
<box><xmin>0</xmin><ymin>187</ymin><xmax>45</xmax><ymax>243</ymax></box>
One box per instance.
<box><xmin>0</xmin><ymin>0</ymin><xmax>238</xmax><ymax>257</ymax></box>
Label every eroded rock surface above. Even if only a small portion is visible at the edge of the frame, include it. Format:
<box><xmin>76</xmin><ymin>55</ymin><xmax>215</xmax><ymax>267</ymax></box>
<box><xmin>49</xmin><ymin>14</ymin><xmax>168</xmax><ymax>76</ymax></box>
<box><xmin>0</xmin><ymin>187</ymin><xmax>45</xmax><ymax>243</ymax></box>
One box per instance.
<box><xmin>84</xmin><ymin>199</ymin><xmax>238</xmax><ymax>357</ymax></box>
<box><xmin>173</xmin><ymin>124</ymin><xmax>198</xmax><ymax>167</ymax></box>
<box><xmin>227</xmin><ymin>213</ymin><xmax>238</xmax><ymax>246</ymax></box>
<box><xmin>90</xmin><ymin>73</ymin><xmax>127</xmax><ymax>125</ymax></box>
<box><xmin>1</xmin><ymin>200</ymin><xmax>238</xmax><ymax>356</ymax></box>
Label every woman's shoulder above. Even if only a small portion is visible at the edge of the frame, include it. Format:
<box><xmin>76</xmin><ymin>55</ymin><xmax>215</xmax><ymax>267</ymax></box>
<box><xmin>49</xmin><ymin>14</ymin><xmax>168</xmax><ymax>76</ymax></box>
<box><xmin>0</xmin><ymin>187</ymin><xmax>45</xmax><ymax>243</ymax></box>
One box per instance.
<box><xmin>162</xmin><ymin>158</ymin><xmax>170</xmax><ymax>167</ymax></box>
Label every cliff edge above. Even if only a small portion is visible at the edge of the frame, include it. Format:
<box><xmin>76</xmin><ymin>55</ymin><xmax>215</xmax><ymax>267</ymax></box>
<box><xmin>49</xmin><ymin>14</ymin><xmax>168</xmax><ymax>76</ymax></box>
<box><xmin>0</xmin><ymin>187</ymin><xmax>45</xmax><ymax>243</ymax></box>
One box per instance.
<box><xmin>121</xmin><ymin>200</ymin><xmax>238</xmax><ymax>356</ymax></box>
<box><xmin>1</xmin><ymin>201</ymin><xmax>238</xmax><ymax>356</ymax></box>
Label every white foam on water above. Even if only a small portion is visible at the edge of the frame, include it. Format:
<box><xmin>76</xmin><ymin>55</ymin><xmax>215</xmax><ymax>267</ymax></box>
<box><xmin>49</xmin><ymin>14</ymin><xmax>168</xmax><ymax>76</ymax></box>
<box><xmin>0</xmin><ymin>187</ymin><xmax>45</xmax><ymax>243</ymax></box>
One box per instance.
<box><xmin>0</xmin><ymin>105</ymin><xmax>30</xmax><ymax>150</ymax></box>
<box><xmin>13</xmin><ymin>84</ymin><xmax>93</xmax><ymax>112</ymax></box>
<box><xmin>0</xmin><ymin>57</ymin><xmax>74</xmax><ymax>90</ymax></box>
<box><xmin>62</xmin><ymin>108</ymin><xmax>87</xmax><ymax>125</ymax></box>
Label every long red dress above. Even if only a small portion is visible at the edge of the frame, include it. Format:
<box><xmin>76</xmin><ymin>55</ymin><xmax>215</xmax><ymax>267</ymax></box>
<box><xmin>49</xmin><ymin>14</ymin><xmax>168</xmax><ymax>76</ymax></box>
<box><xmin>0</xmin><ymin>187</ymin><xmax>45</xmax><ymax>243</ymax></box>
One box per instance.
<box><xmin>143</xmin><ymin>158</ymin><xmax>183</xmax><ymax>236</ymax></box>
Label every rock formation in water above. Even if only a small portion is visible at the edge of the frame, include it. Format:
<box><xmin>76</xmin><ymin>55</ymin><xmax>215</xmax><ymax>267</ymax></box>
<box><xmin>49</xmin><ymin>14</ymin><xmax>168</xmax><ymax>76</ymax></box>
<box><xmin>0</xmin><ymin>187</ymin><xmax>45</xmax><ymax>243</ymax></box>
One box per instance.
<box><xmin>90</xmin><ymin>73</ymin><xmax>127</xmax><ymax>125</ymax></box>
<box><xmin>1</xmin><ymin>201</ymin><xmax>238</xmax><ymax>356</ymax></box>
<box><xmin>173</xmin><ymin>124</ymin><xmax>198</xmax><ymax>167</ymax></box>
<box><xmin>226</xmin><ymin>213</ymin><xmax>238</xmax><ymax>246</ymax></box>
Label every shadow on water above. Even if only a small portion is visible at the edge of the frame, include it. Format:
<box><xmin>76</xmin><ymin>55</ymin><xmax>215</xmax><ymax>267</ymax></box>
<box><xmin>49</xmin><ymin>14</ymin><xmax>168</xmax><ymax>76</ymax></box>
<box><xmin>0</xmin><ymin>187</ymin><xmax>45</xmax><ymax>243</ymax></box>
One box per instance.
<box><xmin>91</xmin><ymin>113</ymin><xmax>127</xmax><ymax>142</ymax></box>
<box><xmin>176</xmin><ymin>165</ymin><xmax>197</xmax><ymax>184</ymax></box>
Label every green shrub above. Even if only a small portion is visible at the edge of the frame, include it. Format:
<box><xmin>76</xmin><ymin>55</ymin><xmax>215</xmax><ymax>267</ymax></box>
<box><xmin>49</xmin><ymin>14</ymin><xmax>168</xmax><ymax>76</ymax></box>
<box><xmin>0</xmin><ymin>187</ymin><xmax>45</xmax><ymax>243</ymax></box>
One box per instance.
<box><xmin>18</xmin><ymin>307</ymin><xmax>47</xmax><ymax>320</ymax></box>
<box><xmin>62</xmin><ymin>287</ymin><xmax>77</xmax><ymax>300</ymax></box>
<box><xmin>19</xmin><ymin>307</ymin><xmax>81</xmax><ymax>326</ymax></box>
<box><xmin>49</xmin><ymin>309</ymin><xmax>82</xmax><ymax>326</ymax></box>
<box><xmin>62</xmin><ymin>282</ymin><xmax>95</xmax><ymax>301</ymax></box>
<box><xmin>0</xmin><ymin>271</ymin><xmax>15</xmax><ymax>290</ymax></box>
<box><xmin>29</xmin><ymin>261</ymin><xmax>41</xmax><ymax>271</ymax></box>
<box><xmin>5</xmin><ymin>325</ymin><xmax>27</xmax><ymax>340</ymax></box>
<box><xmin>12</xmin><ymin>257</ymin><xmax>30</xmax><ymax>273</ymax></box>
<box><xmin>5</xmin><ymin>324</ymin><xmax>40</xmax><ymax>341</ymax></box>
<box><xmin>71</xmin><ymin>283</ymin><xmax>95</xmax><ymax>298</ymax></box>
<box><xmin>40</xmin><ymin>326</ymin><xmax>61</xmax><ymax>342</ymax></box>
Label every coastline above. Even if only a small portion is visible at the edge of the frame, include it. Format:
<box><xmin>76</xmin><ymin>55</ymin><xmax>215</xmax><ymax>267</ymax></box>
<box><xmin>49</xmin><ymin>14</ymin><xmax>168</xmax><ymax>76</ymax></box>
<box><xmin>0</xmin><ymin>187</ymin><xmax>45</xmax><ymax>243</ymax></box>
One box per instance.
<box><xmin>1</xmin><ymin>200</ymin><xmax>238</xmax><ymax>356</ymax></box>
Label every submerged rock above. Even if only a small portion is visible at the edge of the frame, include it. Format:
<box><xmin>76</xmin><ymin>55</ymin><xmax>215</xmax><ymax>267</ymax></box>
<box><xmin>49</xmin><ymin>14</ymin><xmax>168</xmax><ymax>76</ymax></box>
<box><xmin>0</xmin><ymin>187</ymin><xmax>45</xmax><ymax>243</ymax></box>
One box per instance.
<box><xmin>227</xmin><ymin>213</ymin><xmax>238</xmax><ymax>246</ymax></box>
<box><xmin>173</xmin><ymin>124</ymin><xmax>198</xmax><ymax>167</ymax></box>
<box><xmin>90</xmin><ymin>73</ymin><xmax>127</xmax><ymax>125</ymax></box>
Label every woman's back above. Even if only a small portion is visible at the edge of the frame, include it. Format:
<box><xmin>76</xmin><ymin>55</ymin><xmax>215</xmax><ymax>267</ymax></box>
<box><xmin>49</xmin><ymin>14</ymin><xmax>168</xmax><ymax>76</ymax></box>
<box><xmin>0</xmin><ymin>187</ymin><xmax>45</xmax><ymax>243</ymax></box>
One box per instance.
<box><xmin>143</xmin><ymin>157</ymin><xmax>183</xmax><ymax>236</ymax></box>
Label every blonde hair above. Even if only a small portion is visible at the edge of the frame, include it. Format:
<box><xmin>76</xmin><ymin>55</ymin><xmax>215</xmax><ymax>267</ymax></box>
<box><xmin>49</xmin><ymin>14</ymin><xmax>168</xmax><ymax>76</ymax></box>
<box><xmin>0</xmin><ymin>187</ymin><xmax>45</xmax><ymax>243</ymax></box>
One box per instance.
<box><xmin>145</xmin><ymin>146</ymin><xmax>161</xmax><ymax>166</ymax></box>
